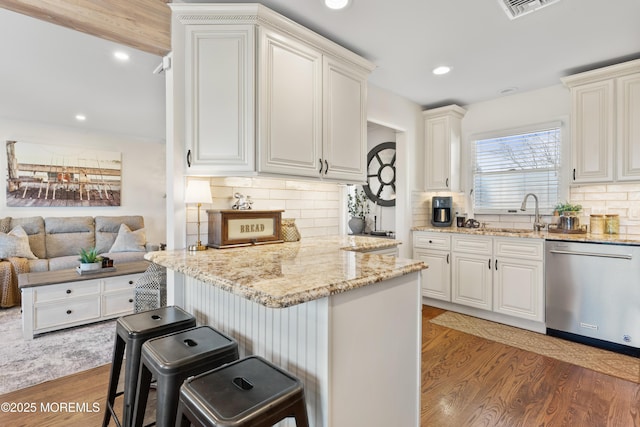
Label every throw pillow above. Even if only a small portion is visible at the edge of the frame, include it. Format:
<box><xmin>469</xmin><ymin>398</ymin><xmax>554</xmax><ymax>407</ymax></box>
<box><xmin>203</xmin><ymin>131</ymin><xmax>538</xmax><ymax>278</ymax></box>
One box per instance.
<box><xmin>0</xmin><ymin>217</ymin><xmax>11</xmax><ymax>233</ymax></box>
<box><xmin>0</xmin><ymin>225</ymin><xmax>38</xmax><ymax>260</ymax></box>
<box><xmin>109</xmin><ymin>224</ymin><xmax>146</xmax><ymax>253</ymax></box>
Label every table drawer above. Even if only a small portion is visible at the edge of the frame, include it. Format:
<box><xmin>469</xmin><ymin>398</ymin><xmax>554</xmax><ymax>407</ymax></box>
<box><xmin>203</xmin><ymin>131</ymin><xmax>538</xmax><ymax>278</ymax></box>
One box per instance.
<box><xmin>33</xmin><ymin>280</ymin><xmax>100</xmax><ymax>303</ymax></box>
<box><xmin>102</xmin><ymin>273</ymin><xmax>143</xmax><ymax>292</ymax></box>
<box><xmin>413</xmin><ymin>232</ymin><xmax>451</xmax><ymax>250</ymax></box>
<box><xmin>102</xmin><ymin>291</ymin><xmax>135</xmax><ymax>317</ymax></box>
<box><xmin>34</xmin><ymin>297</ymin><xmax>101</xmax><ymax>330</ymax></box>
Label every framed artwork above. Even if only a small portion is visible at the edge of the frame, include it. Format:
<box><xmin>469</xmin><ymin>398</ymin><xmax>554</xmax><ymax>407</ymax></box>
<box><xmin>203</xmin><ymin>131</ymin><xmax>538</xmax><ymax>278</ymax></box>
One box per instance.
<box><xmin>6</xmin><ymin>140</ymin><xmax>122</xmax><ymax>207</ymax></box>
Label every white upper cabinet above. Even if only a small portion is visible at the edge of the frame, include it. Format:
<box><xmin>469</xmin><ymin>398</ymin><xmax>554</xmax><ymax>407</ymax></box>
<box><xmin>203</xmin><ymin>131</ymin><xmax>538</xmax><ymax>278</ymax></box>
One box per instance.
<box><xmin>183</xmin><ymin>24</ymin><xmax>256</xmax><ymax>173</ymax></box>
<box><xmin>423</xmin><ymin>105</ymin><xmax>467</xmax><ymax>191</ymax></box>
<box><xmin>172</xmin><ymin>4</ymin><xmax>375</xmax><ymax>182</ymax></box>
<box><xmin>616</xmin><ymin>72</ymin><xmax>640</xmax><ymax>181</ymax></box>
<box><xmin>257</xmin><ymin>27</ymin><xmax>322</xmax><ymax>178</ymax></box>
<box><xmin>562</xmin><ymin>59</ymin><xmax>640</xmax><ymax>183</ymax></box>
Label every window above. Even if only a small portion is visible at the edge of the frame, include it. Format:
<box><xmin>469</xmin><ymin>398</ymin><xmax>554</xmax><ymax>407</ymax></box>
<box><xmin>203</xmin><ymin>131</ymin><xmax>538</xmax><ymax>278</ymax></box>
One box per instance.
<box><xmin>472</xmin><ymin>123</ymin><xmax>561</xmax><ymax>213</ymax></box>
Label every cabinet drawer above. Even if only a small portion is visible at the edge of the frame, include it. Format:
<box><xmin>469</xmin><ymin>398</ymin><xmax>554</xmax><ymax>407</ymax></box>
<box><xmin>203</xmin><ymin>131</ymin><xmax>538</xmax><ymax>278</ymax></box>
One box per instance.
<box><xmin>103</xmin><ymin>273</ymin><xmax>142</xmax><ymax>292</ymax></box>
<box><xmin>413</xmin><ymin>232</ymin><xmax>451</xmax><ymax>250</ymax></box>
<box><xmin>494</xmin><ymin>238</ymin><xmax>543</xmax><ymax>260</ymax></box>
<box><xmin>33</xmin><ymin>280</ymin><xmax>100</xmax><ymax>303</ymax></box>
<box><xmin>34</xmin><ymin>297</ymin><xmax>101</xmax><ymax>330</ymax></box>
<box><xmin>102</xmin><ymin>291</ymin><xmax>135</xmax><ymax>317</ymax></box>
<box><xmin>452</xmin><ymin>235</ymin><xmax>492</xmax><ymax>254</ymax></box>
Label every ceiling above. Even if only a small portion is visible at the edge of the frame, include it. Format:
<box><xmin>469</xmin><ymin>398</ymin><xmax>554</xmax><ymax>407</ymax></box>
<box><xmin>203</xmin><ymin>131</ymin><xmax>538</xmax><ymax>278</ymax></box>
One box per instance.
<box><xmin>1</xmin><ymin>0</ymin><xmax>639</xmax><ymax>141</ymax></box>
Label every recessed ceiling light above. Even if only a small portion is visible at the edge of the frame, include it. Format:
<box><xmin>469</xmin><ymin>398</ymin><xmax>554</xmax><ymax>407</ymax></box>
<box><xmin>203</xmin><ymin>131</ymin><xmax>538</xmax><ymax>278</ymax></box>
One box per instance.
<box><xmin>432</xmin><ymin>66</ymin><xmax>451</xmax><ymax>75</ymax></box>
<box><xmin>324</xmin><ymin>0</ymin><xmax>350</xmax><ymax>10</ymax></box>
<box><xmin>75</xmin><ymin>114</ymin><xmax>86</xmax><ymax>121</ymax></box>
<box><xmin>113</xmin><ymin>51</ymin><xmax>130</xmax><ymax>62</ymax></box>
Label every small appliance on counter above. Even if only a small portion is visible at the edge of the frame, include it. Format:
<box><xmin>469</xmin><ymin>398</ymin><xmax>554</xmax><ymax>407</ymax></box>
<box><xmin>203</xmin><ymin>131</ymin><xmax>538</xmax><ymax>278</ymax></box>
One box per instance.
<box><xmin>431</xmin><ymin>196</ymin><xmax>452</xmax><ymax>227</ymax></box>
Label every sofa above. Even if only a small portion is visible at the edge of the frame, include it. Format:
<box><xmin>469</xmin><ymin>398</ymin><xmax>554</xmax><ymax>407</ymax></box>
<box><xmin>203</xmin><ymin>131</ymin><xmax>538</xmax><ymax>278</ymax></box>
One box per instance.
<box><xmin>0</xmin><ymin>215</ymin><xmax>157</xmax><ymax>307</ymax></box>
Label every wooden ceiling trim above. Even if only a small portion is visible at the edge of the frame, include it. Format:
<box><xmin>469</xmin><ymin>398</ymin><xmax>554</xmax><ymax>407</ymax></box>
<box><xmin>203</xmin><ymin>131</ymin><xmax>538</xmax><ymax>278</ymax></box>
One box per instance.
<box><xmin>0</xmin><ymin>0</ymin><xmax>171</xmax><ymax>56</ymax></box>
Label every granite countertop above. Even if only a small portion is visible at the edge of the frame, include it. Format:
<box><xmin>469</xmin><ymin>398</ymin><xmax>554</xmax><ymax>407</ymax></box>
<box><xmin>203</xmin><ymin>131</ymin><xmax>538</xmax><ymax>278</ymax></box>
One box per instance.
<box><xmin>145</xmin><ymin>235</ymin><xmax>426</xmax><ymax>309</ymax></box>
<box><xmin>411</xmin><ymin>225</ymin><xmax>640</xmax><ymax>246</ymax></box>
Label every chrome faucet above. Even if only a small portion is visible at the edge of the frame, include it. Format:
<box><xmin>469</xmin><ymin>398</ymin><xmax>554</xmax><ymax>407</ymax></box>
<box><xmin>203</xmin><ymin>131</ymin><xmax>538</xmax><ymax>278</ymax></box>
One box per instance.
<box><xmin>520</xmin><ymin>193</ymin><xmax>546</xmax><ymax>231</ymax></box>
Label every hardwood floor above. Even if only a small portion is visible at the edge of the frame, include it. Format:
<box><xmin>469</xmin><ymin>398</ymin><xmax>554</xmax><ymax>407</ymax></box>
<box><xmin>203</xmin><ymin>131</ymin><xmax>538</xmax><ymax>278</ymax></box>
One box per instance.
<box><xmin>1</xmin><ymin>306</ymin><xmax>638</xmax><ymax>426</ymax></box>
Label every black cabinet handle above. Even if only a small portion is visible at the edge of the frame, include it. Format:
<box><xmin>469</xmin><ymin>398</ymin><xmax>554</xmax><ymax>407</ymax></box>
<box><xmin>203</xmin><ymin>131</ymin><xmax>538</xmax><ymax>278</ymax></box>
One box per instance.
<box><xmin>446</xmin><ymin>178</ymin><xmax>449</xmax><ymax>187</ymax></box>
<box><xmin>446</xmin><ymin>254</ymin><xmax>450</xmax><ymax>264</ymax></box>
<box><xmin>66</xmin><ymin>289</ymin><xmax>71</xmax><ymax>294</ymax></box>
<box><xmin>324</xmin><ymin>160</ymin><xmax>329</xmax><ymax>175</ymax></box>
<box><xmin>187</xmin><ymin>149</ymin><xmax>192</xmax><ymax>168</ymax></box>
<box><xmin>488</xmin><ymin>259</ymin><xmax>491</xmax><ymax>269</ymax></box>
<box><xmin>318</xmin><ymin>159</ymin><xmax>323</xmax><ymax>174</ymax></box>
<box><xmin>66</xmin><ymin>310</ymin><xmax>72</xmax><ymax>315</ymax></box>
<box><xmin>495</xmin><ymin>259</ymin><xmax>498</xmax><ymax>270</ymax></box>
<box><xmin>573</xmin><ymin>168</ymin><xmax>576</xmax><ymax>180</ymax></box>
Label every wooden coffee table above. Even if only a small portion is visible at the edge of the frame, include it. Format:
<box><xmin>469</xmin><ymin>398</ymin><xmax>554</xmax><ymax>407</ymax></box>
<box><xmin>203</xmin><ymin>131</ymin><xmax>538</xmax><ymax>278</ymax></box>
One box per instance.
<box><xmin>19</xmin><ymin>261</ymin><xmax>150</xmax><ymax>339</ymax></box>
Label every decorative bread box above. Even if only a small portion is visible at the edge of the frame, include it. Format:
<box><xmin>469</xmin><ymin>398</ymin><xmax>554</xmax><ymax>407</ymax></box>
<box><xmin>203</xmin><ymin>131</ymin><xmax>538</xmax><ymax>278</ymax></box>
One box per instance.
<box><xmin>206</xmin><ymin>210</ymin><xmax>284</xmax><ymax>249</ymax></box>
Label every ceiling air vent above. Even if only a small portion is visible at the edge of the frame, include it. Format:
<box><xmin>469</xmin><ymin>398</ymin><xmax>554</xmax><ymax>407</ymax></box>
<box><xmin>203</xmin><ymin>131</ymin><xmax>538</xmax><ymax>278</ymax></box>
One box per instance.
<box><xmin>497</xmin><ymin>0</ymin><xmax>562</xmax><ymax>19</ymax></box>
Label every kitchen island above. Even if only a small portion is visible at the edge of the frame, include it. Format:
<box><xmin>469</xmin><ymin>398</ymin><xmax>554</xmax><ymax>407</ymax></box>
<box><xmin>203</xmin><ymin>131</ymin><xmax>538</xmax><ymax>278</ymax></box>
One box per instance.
<box><xmin>145</xmin><ymin>236</ymin><xmax>426</xmax><ymax>427</ymax></box>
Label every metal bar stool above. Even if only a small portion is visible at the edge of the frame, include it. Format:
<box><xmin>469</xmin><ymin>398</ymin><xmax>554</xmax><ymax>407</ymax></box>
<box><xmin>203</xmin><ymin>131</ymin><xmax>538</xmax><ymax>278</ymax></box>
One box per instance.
<box><xmin>132</xmin><ymin>326</ymin><xmax>239</xmax><ymax>427</ymax></box>
<box><xmin>175</xmin><ymin>355</ymin><xmax>309</xmax><ymax>427</ymax></box>
<box><xmin>102</xmin><ymin>306</ymin><xmax>196</xmax><ymax>427</ymax></box>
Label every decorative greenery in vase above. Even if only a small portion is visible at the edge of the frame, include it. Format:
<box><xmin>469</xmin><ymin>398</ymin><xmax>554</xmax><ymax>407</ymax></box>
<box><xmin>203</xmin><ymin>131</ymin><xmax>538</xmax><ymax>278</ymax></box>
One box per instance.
<box><xmin>553</xmin><ymin>201</ymin><xmax>582</xmax><ymax>216</ymax></box>
<box><xmin>78</xmin><ymin>247</ymin><xmax>102</xmax><ymax>264</ymax></box>
<box><xmin>347</xmin><ymin>188</ymin><xmax>371</xmax><ymax>220</ymax></box>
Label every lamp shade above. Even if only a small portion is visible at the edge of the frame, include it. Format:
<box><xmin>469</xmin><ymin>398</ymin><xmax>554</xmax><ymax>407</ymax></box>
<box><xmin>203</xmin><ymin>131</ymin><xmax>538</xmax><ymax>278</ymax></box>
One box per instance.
<box><xmin>185</xmin><ymin>180</ymin><xmax>213</xmax><ymax>204</ymax></box>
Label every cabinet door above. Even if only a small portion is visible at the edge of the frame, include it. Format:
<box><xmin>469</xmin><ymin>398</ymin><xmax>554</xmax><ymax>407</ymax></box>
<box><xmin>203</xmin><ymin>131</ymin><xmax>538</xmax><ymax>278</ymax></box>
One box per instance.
<box><xmin>571</xmin><ymin>80</ymin><xmax>615</xmax><ymax>182</ymax></box>
<box><xmin>413</xmin><ymin>248</ymin><xmax>450</xmax><ymax>301</ymax></box>
<box><xmin>616</xmin><ymin>73</ymin><xmax>640</xmax><ymax>181</ymax></box>
<box><xmin>493</xmin><ymin>257</ymin><xmax>543</xmax><ymax>322</ymax></box>
<box><xmin>185</xmin><ymin>25</ymin><xmax>255</xmax><ymax>173</ymax></box>
<box><xmin>451</xmin><ymin>252</ymin><xmax>492</xmax><ymax>310</ymax></box>
<box><xmin>424</xmin><ymin>115</ymin><xmax>452</xmax><ymax>190</ymax></box>
<box><xmin>322</xmin><ymin>56</ymin><xmax>368</xmax><ymax>182</ymax></box>
<box><xmin>258</xmin><ymin>27</ymin><xmax>323</xmax><ymax>178</ymax></box>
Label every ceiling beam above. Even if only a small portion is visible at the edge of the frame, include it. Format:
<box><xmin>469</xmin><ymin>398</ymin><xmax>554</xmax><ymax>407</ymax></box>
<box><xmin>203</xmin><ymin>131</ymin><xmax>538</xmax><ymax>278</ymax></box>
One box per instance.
<box><xmin>0</xmin><ymin>0</ymin><xmax>170</xmax><ymax>56</ymax></box>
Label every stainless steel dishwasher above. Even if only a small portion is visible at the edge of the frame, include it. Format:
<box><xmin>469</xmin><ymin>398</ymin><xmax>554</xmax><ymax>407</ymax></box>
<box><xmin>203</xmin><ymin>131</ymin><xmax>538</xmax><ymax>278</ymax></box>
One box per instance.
<box><xmin>545</xmin><ymin>240</ymin><xmax>640</xmax><ymax>357</ymax></box>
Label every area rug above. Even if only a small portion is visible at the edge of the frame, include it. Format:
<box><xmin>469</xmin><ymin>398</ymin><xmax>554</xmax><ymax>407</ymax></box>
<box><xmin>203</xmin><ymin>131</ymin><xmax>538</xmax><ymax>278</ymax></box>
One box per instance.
<box><xmin>0</xmin><ymin>306</ymin><xmax>115</xmax><ymax>394</ymax></box>
<box><xmin>430</xmin><ymin>311</ymin><xmax>640</xmax><ymax>384</ymax></box>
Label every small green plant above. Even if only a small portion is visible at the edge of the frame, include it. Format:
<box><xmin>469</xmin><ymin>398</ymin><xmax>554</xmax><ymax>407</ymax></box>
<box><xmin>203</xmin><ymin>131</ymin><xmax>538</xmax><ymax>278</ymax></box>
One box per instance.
<box><xmin>554</xmin><ymin>201</ymin><xmax>582</xmax><ymax>214</ymax></box>
<box><xmin>347</xmin><ymin>187</ymin><xmax>370</xmax><ymax>220</ymax></box>
<box><xmin>78</xmin><ymin>247</ymin><xmax>102</xmax><ymax>264</ymax></box>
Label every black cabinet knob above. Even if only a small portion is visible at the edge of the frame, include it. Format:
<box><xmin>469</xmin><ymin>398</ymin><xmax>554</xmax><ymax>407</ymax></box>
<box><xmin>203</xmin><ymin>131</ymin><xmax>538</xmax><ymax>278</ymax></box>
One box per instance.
<box><xmin>66</xmin><ymin>289</ymin><xmax>71</xmax><ymax>294</ymax></box>
<box><xmin>66</xmin><ymin>310</ymin><xmax>72</xmax><ymax>315</ymax></box>
<box><xmin>129</xmin><ymin>299</ymin><xmax>134</xmax><ymax>303</ymax></box>
<box><xmin>128</xmin><ymin>280</ymin><xmax>134</xmax><ymax>285</ymax></box>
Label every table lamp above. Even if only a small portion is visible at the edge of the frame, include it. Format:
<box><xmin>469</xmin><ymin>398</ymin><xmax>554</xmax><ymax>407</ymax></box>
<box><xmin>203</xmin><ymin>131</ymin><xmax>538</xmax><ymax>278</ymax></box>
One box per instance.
<box><xmin>185</xmin><ymin>180</ymin><xmax>212</xmax><ymax>251</ymax></box>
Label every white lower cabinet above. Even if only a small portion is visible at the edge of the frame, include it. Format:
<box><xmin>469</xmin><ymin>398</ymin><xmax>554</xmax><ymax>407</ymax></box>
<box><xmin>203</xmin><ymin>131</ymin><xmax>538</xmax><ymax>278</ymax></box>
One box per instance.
<box><xmin>414</xmin><ymin>231</ymin><xmax>545</xmax><ymax>328</ymax></box>
<box><xmin>412</xmin><ymin>232</ymin><xmax>451</xmax><ymax>301</ymax></box>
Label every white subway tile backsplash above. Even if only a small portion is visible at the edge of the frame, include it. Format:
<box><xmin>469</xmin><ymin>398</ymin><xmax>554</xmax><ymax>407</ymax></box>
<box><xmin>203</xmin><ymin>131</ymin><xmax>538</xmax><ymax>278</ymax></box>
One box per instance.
<box><xmin>187</xmin><ymin>177</ymin><xmax>341</xmax><ymax>247</ymax></box>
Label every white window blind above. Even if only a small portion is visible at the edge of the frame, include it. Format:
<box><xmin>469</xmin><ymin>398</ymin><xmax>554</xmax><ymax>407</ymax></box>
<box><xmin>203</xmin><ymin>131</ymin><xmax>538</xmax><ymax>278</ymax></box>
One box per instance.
<box><xmin>472</xmin><ymin>125</ymin><xmax>561</xmax><ymax>212</ymax></box>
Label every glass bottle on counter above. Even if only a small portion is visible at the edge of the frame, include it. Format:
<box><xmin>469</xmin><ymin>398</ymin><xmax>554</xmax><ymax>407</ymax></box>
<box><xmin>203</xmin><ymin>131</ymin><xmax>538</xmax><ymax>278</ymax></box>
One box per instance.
<box><xmin>590</xmin><ymin>214</ymin><xmax>604</xmax><ymax>235</ymax></box>
<box><xmin>604</xmin><ymin>214</ymin><xmax>620</xmax><ymax>234</ymax></box>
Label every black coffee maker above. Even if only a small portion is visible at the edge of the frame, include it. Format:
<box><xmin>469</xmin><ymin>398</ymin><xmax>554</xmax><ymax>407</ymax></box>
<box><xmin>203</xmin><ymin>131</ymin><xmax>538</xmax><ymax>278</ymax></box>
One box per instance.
<box><xmin>431</xmin><ymin>196</ymin><xmax>453</xmax><ymax>227</ymax></box>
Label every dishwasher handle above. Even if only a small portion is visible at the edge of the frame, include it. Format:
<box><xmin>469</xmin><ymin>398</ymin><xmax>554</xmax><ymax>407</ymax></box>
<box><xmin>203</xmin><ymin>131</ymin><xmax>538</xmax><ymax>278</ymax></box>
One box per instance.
<box><xmin>549</xmin><ymin>249</ymin><xmax>632</xmax><ymax>260</ymax></box>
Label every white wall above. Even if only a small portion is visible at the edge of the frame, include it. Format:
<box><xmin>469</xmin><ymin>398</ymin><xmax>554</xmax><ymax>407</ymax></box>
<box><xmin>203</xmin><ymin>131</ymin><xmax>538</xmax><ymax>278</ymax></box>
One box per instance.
<box><xmin>0</xmin><ymin>117</ymin><xmax>167</xmax><ymax>245</ymax></box>
<box><xmin>367</xmin><ymin>83</ymin><xmax>423</xmax><ymax>257</ymax></box>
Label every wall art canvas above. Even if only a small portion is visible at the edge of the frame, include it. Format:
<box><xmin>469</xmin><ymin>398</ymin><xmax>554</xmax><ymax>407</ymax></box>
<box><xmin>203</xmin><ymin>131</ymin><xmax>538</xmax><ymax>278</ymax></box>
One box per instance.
<box><xmin>6</xmin><ymin>140</ymin><xmax>122</xmax><ymax>207</ymax></box>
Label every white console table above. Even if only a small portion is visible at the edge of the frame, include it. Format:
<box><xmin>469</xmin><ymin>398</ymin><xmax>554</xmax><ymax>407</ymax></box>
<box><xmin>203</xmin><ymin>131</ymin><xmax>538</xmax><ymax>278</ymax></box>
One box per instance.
<box><xmin>19</xmin><ymin>261</ymin><xmax>149</xmax><ymax>339</ymax></box>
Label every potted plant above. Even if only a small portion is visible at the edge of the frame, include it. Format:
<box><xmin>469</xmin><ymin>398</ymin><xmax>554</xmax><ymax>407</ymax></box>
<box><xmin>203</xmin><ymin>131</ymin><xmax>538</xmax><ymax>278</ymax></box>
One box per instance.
<box><xmin>347</xmin><ymin>188</ymin><xmax>370</xmax><ymax>234</ymax></box>
<box><xmin>78</xmin><ymin>247</ymin><xmax>103</xmax><ymax>271</ymax></box>
<box><xmin>553</xmin><ymin>201</ymin><xmax>582</xmax><ymax>216</ymax></box>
